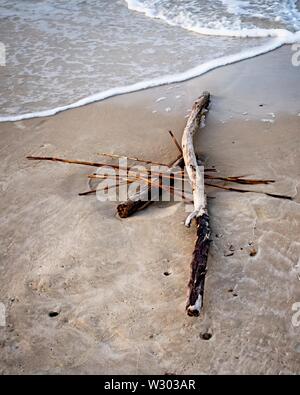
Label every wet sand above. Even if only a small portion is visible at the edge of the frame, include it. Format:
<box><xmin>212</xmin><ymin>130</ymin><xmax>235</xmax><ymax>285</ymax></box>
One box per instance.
<box><xmin>0</xmin><ymin>45</ymin><xmax>300</xmax><ymax>374</ymax></box>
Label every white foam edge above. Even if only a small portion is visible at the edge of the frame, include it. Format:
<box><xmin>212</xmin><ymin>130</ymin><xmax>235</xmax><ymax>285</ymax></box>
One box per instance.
<box><xmin>125</xmin><ymin>0</ymin><xmax>300</xmax><ymax>40</ymax></box>
<box><xmin>1</xmin><ymin>32</ymin><xmax>299</xmax><ymax>123</ymax></box>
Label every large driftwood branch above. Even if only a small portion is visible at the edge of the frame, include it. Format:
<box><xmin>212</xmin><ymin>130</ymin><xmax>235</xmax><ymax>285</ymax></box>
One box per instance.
<box><xmin>182</xmin><ymin>92</ymin><xmax>211</xmax><ymax>317</ymax></box>
<box><xmin>182</xmin><ymin>92</ymin><xmax>210</xmax><ymax>228</ymax></box>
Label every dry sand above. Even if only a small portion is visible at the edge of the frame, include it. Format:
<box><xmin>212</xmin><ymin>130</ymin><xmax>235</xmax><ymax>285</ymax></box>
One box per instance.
<box><xmin>0</xmin><ymin>45</ymin><xmax>300</xmax><ymax>374</ymax></box>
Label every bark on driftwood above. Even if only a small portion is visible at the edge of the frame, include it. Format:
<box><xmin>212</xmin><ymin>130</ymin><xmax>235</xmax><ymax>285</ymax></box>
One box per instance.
<box><xmin>182</xmin><ymin>92</ymin><xmax>211</xmax><ymax>317</ymax></box>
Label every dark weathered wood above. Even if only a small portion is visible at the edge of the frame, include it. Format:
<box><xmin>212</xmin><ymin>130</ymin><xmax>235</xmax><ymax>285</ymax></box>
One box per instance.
<box><xmin>186</xmin><ymin>213</ymin><xmax>211</xmax><ymax>316</ymax></box>
<box><xmin>117</xmin><ymin>199</ymin><xmax>152</xmax><ymax>218</ymax></box>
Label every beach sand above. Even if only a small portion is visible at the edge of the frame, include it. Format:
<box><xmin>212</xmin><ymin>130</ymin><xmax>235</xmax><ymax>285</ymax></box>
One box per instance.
<box><xmin>0</xmin><ymin>45</ymin><xmax>300</xmax><ymax>374</ymax></box>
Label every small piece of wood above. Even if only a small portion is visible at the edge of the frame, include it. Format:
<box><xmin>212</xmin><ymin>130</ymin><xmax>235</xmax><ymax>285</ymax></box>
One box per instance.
<box><xmin>116</xmin><ymin>156</ymin><xmax>184</xmax><ymax>218</ymax></box>
<box><xmin>182</xmin><ymin>92</ymin><xmax>211</xmax><ymax>317</ymax></box>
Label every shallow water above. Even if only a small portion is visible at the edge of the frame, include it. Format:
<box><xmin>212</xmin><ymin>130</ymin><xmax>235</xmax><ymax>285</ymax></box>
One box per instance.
<box><xmin>0</xmin><ymin>0</ymin><xmax>299</xmax><ymax>120</ymax></box>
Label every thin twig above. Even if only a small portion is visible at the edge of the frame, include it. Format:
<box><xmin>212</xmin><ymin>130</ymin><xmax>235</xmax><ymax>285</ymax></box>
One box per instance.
<box><xmin>168</xmin><ymin>131</ymin><xmax>183</xmax><ymax>154</ymax></box>
<box><xmin>205</xmin><ymin>175</ymin><xmax>275</xmax><ymax>185</ymax></box>
<box><xmin>78</xmin><ymin>190</ymin><xmax>97</xmax><ymax>196</ymax></box>
<box><xmin>205</xmin><ymin>182</ymin><xmax>293</xmax><ymax>200</ymax></box>
<box><xmin>27</xmin><ymin>155</ymin><xmax>186</xmax><ymax>179</ymax></box>
<box><xmin>27</xmin><ymin>156</ymin><xmax>124</xmax><ymax>170</ymax></box>
<box><xmin>98</xmin><ymin>152</ymin><xmax>169</xmax><ymax>167</ymax></box>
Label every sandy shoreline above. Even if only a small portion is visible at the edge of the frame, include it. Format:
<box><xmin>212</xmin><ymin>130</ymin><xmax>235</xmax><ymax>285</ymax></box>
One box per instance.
<box><xmin>0</xmin><ymin>45</ymin><xmax>300</xmax><ymax>374</ymax></box>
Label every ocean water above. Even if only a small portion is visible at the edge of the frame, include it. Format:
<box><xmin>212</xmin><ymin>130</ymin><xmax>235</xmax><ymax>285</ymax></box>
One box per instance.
<box><xmin>0</xmin><ymin>0</ymin><xmax>299</xmax><ymax>121</ymax></box>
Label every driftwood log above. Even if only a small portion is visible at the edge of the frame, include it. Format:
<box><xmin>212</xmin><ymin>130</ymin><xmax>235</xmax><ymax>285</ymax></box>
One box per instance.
<box><xmin>182</xmin><ymin>92</ymin><xmax>211</xmax><ymax>317</ymax></box>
